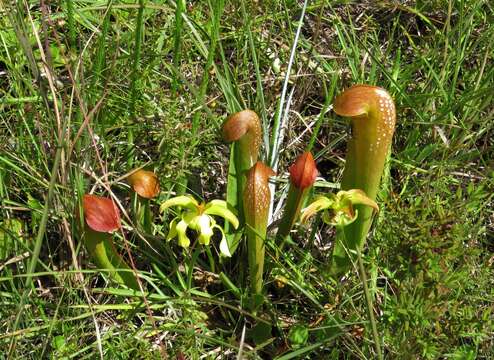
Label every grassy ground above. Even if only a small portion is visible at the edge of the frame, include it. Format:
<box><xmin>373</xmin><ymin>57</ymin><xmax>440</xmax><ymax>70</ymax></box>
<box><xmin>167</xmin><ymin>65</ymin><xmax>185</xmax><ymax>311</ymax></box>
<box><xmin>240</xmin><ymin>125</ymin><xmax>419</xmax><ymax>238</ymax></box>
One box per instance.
<box><xmin>0</xmin><ymin>0</ymin><xmax>493</xmax><ymax>358</ymax></box>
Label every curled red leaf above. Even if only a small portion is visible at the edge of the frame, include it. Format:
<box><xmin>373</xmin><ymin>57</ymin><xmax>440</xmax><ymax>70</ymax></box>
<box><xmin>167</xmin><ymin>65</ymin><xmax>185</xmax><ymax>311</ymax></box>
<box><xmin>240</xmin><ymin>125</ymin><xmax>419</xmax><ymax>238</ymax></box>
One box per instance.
<box><xmin>83</xmin><ymin>194</ymin><xmax>121</xmax><ymax>233</ymax></box>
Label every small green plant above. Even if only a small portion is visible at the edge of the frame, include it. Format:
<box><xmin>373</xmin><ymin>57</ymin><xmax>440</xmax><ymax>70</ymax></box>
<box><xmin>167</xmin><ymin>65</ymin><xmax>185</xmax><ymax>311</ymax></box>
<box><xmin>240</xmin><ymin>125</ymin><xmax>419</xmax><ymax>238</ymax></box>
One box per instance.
<box><xmin>81</xmin><ymin>194</ymin><xmax>139</xmax><ymax>290</ymax></box>
<box><xmin>330</xmin><ymin>84</ymin><xmax>396</xmax><ymax>276</ymax></box>
<box><xmin>301</xmin><ymin>84</ymin><xmax>396</xmax><ymax>359</ymax></box>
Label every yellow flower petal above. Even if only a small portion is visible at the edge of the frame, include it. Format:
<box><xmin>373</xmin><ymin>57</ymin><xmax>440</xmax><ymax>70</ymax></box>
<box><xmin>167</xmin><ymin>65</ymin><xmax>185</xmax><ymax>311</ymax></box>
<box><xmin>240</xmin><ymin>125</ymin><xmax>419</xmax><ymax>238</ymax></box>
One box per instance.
<box><xmin>338</xmin><ymin>189</ymin><xmax>379</xmax><ymax>213</ymax></box>
<box><xmin>196</xmin><ymin>215</ymin><xmax>214</xmax><ymax>245</ymax></box>
<box><xmin>166</xmin><ymin>217</ymin><xmax>179</xmax><ymax>241</ymax></box>
<box><xmin>217</xmin><ymin>226</ymin><xmax>231</xmax><ymax>257</ymax></box>
<box><xmin>204</xmin><ymin>200</ymin><xmax>239</xmax><ymax>229</ymax></box>
<box><xmin>160</xmin><ymin>195</ymin><xmax>198</xmax><ymax>213</ymax></box>
<box><xmin>300</xmin><ymin>196</ymin><xmax>334</xmax><ymax>223</ymax></box>
<box><xmin>175</xmin><ymin>219</ymin><xmax>191</xmax><ymax>248</ymax></box>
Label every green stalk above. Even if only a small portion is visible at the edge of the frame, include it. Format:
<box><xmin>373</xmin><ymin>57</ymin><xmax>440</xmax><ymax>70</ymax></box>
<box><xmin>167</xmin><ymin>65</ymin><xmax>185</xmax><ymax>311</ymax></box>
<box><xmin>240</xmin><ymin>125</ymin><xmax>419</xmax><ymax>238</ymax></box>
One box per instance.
<box><xmin>127</xmin><ymin>0</ymin><xmax>145</xmax><ymax>167</ymax></box>
<box><xmin>186</xmin><ymin>247</ymin><xmax>201</xmax><ymax>290</ymax></box>
<box><xmin>219</xmin><ymin>271</ymin><xmax>241</xmax><ymax>299</ymax></box>
<box><xmin>277</xmin><ymin>151</ymin><xmax>318</xmax><ymax>244</ymax></box>
<box><xmin>65</xmin><ymin>0</ymin><xmax>76</xmax><ymax>49</ymax></box>
<box><xmin>84</xmin><ymin>229</ymin><xmax>139</xmax><ymax>290</ymax></box>
<box><xmin>277</xmin><ymin>183</ymin><xmax>308</xmax><ymax>241</ymax></box>
<box><xmin>133</xmin><ymin>195</ymin><xmax>152</xmax><ymax>233</ymax></box>
<box><xmin>91</xmin><ymin>1</ymin><xmax>112</xmax><ymax>107</ymax></box>
<box><xmin>204</xmin><ymin>245</ymin><xmax>215</xmax><ymax>273</ymax></box>
<box><xmin>330</xmin><ymin>85</ymin><xmax>396</xmax><ymax>276</ymax></box>
<box><xmin>243</xmin><ymin>162</ymin><xmax>275</xmax><ymax>299</ymax></box>
<box><xmin>171</xmin><ymin>0</ymin><xmax>185</xmax><ymax>94</ymax></box>
<box><xmin>356</xmin><ymin>246</ymin><xmax>383</xmax><ymax>359</ymax></box>
<box><xmin>191</xmin><ymin>0</ymin><xmax>223</xmax><ymax>134</ymax></box>
<box><xmin>141</xmin><ymin>199</ymin><xmax>152</xmax><ymax>233</ymax></box>
<box><xmin>9</xmin><ymin>139</ymin><xmax>63</xmax><ymax>356</ymax></box>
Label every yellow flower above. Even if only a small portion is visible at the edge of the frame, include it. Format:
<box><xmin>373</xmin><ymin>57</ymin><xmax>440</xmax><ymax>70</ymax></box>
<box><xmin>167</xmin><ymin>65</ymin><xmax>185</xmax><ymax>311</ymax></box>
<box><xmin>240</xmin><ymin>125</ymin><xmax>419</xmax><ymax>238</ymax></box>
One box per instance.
<box><xmin>160</xmin><ymin>195</ymin><xmax>239</xmax><ymax>257</ymax></box>
<box><xmin>301</xmin><ymin>189</ymin><xmax>378</xmax><ymax>227</ymax></box>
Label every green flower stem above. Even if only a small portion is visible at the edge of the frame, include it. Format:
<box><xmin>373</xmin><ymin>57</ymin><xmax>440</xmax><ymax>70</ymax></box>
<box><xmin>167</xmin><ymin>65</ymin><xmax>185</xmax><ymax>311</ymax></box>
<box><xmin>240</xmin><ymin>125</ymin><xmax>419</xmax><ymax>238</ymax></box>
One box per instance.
<box><xmin>142</xmin><ymin>198</ymin><xmax>152</xmax><ymax>233</ymax></box>
<box><xmin>204</xmin><ymin>245</ymin><xmax>215</xmax><ymax>273</ymax></box>
<box><xmin>277</xmin><ymin>184</ymin><xmax>309</xmax><ymax>246</ymax></box>
<box><xmin>134</xmin><ymin>195</ymin><xmax>152</xmax><ymax>234</ymax></box>
<box><xmin>330</xmin><ymin>85</ymin><xmax>396</xmax><ymax>275</ymax></box>
<box><xmin>219</xmin><ymin>272</ymin><xmax>241</xmax><ymax>299</ymax></box>
<box><xmin>356</xmin><ymin>245</ymin><xmax>383</xmax><ymax>360</ymax></box>
<box><xmin>307</xmin><ymin>213</ymin><xmax>321</xmax><ymax>251</ymax></box>
<box><xmin>277</xmin><ymin>151</ymin><xmax>317</xmax><ymax>250</ymax></box>
<box><xmin>84</xmin><ymin>229</ymin><xmax>139</xmax><ymax>290</ymax></box>
<box><xmin>187</xmin><ymin>247</ymin><xmax>202</xmax><ymax>290</ymax></box>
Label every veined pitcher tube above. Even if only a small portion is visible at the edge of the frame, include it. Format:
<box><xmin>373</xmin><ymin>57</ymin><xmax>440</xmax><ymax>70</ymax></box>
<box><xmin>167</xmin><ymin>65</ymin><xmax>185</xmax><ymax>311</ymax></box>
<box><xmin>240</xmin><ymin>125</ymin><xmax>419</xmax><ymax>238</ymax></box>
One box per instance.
<box><xmin>243</xmin><ymin>161</ymin><xmax>275</xmax><ymax>295</ymax></box>
<box><xmin>222</xmin><ymin>110</ymin><xmax>262</xmax><ymax>222</ymax></box>
<box><xmin>330</xmin><ymin>85</ymin><xmax>396</xmax><ymax>275</ymax></box>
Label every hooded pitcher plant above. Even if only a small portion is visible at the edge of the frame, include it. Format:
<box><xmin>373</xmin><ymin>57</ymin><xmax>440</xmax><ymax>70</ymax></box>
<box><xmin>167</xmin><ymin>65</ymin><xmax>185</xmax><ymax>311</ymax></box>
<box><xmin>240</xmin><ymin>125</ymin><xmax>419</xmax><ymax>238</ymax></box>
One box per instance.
<box><xmin>277</xmin><ymin>151</ymin><xmax>318</xmax><ymax>242</ymax></box>
<box><xmin>222</xmin><ymin>110</ymin><xmax>262</xmax><ymax>223</ymax></box>
<box><xmin>243</xmin><ymin>161</ymin><xmax>275</xmax><ymax>296</ymax></box>
<box><xmin>330</xmin><ymin>84</ymin><xmax>396</xmax><ymax>275</ymax></box>
<box><xmin>81</xmin><ymin>194</ymin><xmax>139</xmax><ymax>290</ymax></box>
<box><xmin>160</xmin><ymin>195</ymin><xmax>239</xmax><ymax>257</ymax></box>
<box><xmin>127</xmin><ymin>169</ymin><xmax>160</xmax><ymax>233</ymax></box>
